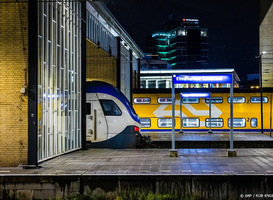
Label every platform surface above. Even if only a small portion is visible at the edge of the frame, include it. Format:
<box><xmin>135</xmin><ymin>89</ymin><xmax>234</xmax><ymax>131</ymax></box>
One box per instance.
<box><xmin>142</xmin><ymin>131</ymin><xmax>273</xmax><ymax>141</ymax></box>
<box><xmin>2</xmin><ymin>148</ymin><xmax>273</xmax><ymax>175</ymax></box>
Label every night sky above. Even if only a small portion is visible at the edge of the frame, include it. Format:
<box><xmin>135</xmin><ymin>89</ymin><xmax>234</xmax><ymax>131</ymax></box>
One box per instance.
<box><xmin>102</xmin><ymin>0</ymin><xmax>260</xmax><ymax>81</ymax></box>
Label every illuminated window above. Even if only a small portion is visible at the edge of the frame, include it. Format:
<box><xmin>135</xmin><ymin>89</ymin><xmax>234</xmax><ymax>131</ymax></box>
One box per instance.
<box><xmin>205</xmin><ymin>118</ymin><xmax>223</xmax><ymax>127</ymax></box>
<box><xmin>158</xmin><ymin>98</ymin><xmax>172</xmax><ymax>104</ymax></box>
<box><xmin>201</xmin><ymin>30</ymin><xmax>208</xmax><ymax>37</ymax></box>
<box><xmin>250</xmin><ymin>97</ymin><xmax>268</xmax><ymax>103</ymax></box>
<box><xmin>183</xmin><ymin>118</ymin><xmax>199</xmax><ymax>127</ymax></box>
<box><xmin>177</xmin><ymin>29</ymin><xmax>186</xmax><ymax>36</ymax></box>
<box><xmin>133</xmin><ymin>98</ymin><xmax>151</xmax><ymax>104</ymax></box>
<box><xmin>158</xmin><ymin>118</ymin><xmax>173</xmax><ymax>127</ymax></box>
<box><xmin>182</xmin><ymin>98</ymin><xmax>199</xmax><ymax>104</ymax></box>
<box><xmin>205</xmin><ymin>97</ymin><xmax>223</xmax><ymax>103</ymax></box>
<box><xmin>140</xmin><ymin>118</ymin><xmax>151</xmax><ymax>128</ymax></box>
<box><xmin>228</xmin><ymin>97</ymin><xmax>245</xmax><ymax>103</ymax></box>
<box><xmin>251</xmin><ymin>118</ymin><xmax>257</xmax><ymax>128</ymax></box>
<box><xmin>228</xmin><ymin>118</ymin><xmax>246</xmax><ymax>127</ymax></box>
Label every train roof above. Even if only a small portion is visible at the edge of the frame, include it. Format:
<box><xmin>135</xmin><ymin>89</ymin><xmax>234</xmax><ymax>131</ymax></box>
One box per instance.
<box><xmin>86</xmin><ymin>81</ymin><xmax>120</xmax><ymax>94</ymax></box>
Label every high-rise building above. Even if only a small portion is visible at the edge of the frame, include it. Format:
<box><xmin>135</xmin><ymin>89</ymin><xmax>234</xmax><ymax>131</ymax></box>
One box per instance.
<box><xmin>146</xmin><ymin>18</ymin><xmax>208</xmax><ymax>69</ymax></box>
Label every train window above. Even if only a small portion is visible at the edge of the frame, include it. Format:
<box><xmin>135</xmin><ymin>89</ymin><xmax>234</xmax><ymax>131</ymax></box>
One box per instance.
<box><xmin>183</xmin><ymin>118</ymin><xmax>200</xmax><ymax>127</ymax></box>
<box><xmin>100</xmin><ymin>100</ymin><xmax>122</xmax><ymax>116</ymax></box>
<box><xmin>86</xmin><ymin>103</ymin><xmax>91</xmax><ymax>115</ymax></box>
<box><xmin>251</xmin><ymin>118</ymin><xmax>257</xmax><ymax>127</ymax></box>
<box><xmin>182</xmin><ymin>98</ymin><xmax>199</xmax><ymax>104</ymax></box>
<box><xmin>205</xmin><ymin>118</ymin><xmax>223</xmax><ymax>127</ymax></box>
<box><xmin>148</xmin><ymin>80</ymin><xmax>156</xmax><ymax>88</ymax></box>
<box><xmin>158</xmin><ymin>98</ymin><xmax>172</xmax><ymax>104</ymax></box>
<box><xmin>228</xmin><ymin>118</ymin><xmax>246</xmax><ymax>127</ymax></box>
<box><xmin>205</xmin><ymin>97</ymin><xmax>223</xmax><ymax>104</ymax></box>
<box><xmin>140</xmin><ymin>118</ymin><xmax>151</xmax><ymax>128</ymax></box>
<box><xmin>158</xmin><ymin>118</ymin><xmax>173</xmax><ymax>127</ymax></box>
<box><xmin>250</xmin><ymin>97</ymin><xmax>268</xmax><ymax>103</ymax></box>
<box><xmin>228</xmin><ymin>97</ymin><xmax>245</xmax><ymax>103</ymax></box>
<box><xmin>133</xmin><ymin>98</ymin><xmax>151</xmax><ymax>104</ymax></box>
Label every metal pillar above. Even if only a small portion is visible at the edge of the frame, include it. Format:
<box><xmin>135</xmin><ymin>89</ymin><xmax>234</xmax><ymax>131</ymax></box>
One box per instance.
<box><xmin>269</xmin><ymin>93</ymin><xmax>272</xmax><ymax>137</ymax></box>
<box><xmin>228</xmin><ymin>72</ymin><xmax>236</xmax><ymax>157</ymax></box>
<box><xmin>170</xmin><ymin>77</ymin><xmax>177</xmax><ymax>157</ymax></box>
<box><xmin>179</xmin><ymin>98</ymin><xmax>183</xmax><ymax>133</ymax></box>
<box><xmin>259</xmin><ymin>55</ymin><xmax>264</xmax><ymax>134</ymax></box>
<box><xmin>208</xmin><ymin>96</ymin><xmax>212</xmax><ymax>133</ymax></box>
<box><xmin>28</xmin><ymin>0</ymin><xmax>38</xmax><ymax>167</ymax></box>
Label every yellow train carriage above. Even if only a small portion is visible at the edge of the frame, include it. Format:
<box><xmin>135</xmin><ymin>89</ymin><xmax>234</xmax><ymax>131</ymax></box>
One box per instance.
<box><xmin>133</xmin><ymin>89</ymin><xmax>273</xmax><ymax>132</ymax></box>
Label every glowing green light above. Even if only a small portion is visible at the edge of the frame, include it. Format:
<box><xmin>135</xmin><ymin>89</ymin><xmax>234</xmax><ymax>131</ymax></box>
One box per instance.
<box><xmin>157</xmin><ymin>45</ymin><xmax>168</xmax><ymax>48</ymax></box>
<box><xmin>158</xmin><ymin>52</ymin><xmax>168</xmax><ymax>55</ymax></box>
<box><xmin>158</xmin><ymin>38</ymin><xmax>167</xmax><ymax>41</ymax></box>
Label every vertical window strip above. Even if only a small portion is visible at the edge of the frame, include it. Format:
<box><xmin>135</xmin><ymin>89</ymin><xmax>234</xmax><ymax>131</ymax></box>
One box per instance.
<box><xmin>37</xmin><ymin>1</ymin><xmax>81</xmax><ymax>162</ymax></box>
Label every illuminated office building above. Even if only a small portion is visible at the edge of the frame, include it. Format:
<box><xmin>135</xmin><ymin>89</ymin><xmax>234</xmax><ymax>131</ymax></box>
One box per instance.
<box><xmin>146</xmin><ymin>18</ymin><xmax>208</xmax><ymax>69</ymax></box>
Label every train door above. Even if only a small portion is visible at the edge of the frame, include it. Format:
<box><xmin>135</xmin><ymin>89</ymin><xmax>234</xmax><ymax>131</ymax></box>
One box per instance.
<box><xmin>86</xmin><ymin>100</ymin><xmax>108</xmax><ymax>142</ymax></box>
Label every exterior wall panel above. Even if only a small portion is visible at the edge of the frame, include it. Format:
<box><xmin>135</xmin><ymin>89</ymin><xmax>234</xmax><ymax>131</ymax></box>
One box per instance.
<box><xmin>86</xmin><ymin>39</ymin><xmax>117</xmax><ymax>86</ymax></box>
<box><xmin>37</xmin><ymin>1</ymin><xmax>82</xmax><ymax>162</ymax></box>
<box><xmin>0</xmin><ymin>1</ymin><xmax>28</xmax><ymax>167</ymax></box>
<box><xmin>260</xmin><ymin>2</ymin><xmax>273</xmax><ymax>87</ymax></box>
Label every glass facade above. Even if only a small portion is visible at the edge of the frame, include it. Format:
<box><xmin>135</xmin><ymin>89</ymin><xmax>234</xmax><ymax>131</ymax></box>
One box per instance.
<box><xmin>86</xmin><ymin>10</ymin><xmax>117</xmax><ymax>58</ymax></box>
<box><xmin>120</xmin><ymin>44</ymin><xmax>131</xmax><ymax>100</ymax></box>
<box><xmin>37</xmin><ymin>1</ymin><xmax>82</xmax><ymax>162</ymax></box>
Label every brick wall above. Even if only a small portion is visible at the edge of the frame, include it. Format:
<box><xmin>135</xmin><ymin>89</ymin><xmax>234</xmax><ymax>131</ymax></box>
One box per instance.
<box><xmin>0</xmin><ymin>1</ymin><xmax>28</xmax><ymax>166</ymax></box>
<box><xmin>86</xmin><ymin>39</ymin><xmax>117</xmax><ymax>86</ymax></box>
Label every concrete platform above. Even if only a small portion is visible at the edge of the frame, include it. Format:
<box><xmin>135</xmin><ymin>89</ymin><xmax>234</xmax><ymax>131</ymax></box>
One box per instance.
<box><xmin>142</xmin><ymin>132</ymin><xmax>273</xmax><ymax>148</ymax></box>
<box><xmin>2</xmin><ymin>148</ymin><xmax>273</xmax><ymax>199</ymax></box>
<box><xmin>1</xmin><ymin>148</ymin><xmax>273</xmax><ymax>175</ymax></box>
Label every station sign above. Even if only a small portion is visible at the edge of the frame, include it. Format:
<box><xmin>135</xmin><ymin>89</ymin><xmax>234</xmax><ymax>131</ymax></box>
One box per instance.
<box><xmin>180</xmin><ymin>92</ymin><xmax>210</xmax><ymax>98</ymax></box>
<box><xmin>173</xmin><ymin>74</ymin><xmax>232</xmax><ymax>84</ymax></box>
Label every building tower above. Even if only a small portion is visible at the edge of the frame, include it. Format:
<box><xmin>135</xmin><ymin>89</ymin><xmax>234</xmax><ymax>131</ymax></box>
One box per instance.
<box><xmin>146</xmin><ymin>17</ymin><xmax>208</xmax><ymax>69</ymax></box>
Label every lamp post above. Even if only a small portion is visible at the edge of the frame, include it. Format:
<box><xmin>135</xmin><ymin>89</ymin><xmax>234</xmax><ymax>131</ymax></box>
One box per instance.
<box><xmin>259</xmin><ymin>51</ymin><xmax>266</xmax><ymax>134</ymax></box>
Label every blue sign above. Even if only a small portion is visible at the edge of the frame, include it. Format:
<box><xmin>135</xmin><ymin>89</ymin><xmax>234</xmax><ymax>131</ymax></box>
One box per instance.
<box><xmin>181</xmin><ymin>93</ymin><xmax>210</xmax><ymax>98</ymax></box>
<box><xmin>173</xmin><ymin>74</ymin><xmax>232</xmax><ymax>84</ymax></box>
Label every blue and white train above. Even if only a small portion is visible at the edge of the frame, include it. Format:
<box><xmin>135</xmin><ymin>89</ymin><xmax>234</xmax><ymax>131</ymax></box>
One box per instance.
<box><xmin>86</xmin><ymin>81</ymin><xmax>141</xmax><ymax>148</ymax></box>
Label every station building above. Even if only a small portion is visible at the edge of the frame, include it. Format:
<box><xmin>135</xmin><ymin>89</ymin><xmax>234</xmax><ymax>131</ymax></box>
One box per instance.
<box><xmin>260</xmin><ymin>1</ymin><xmax>273</xmax><ymax>87</ymax></box>
<box><xmin>0</xmin><ymin>1</ymin><xmax>143</xmax><ymax>167</ymax></box>
<box><xmin>139</xmin><ymin>69</ymin><xmax>240</xmax><ymax>89</ymax></box>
